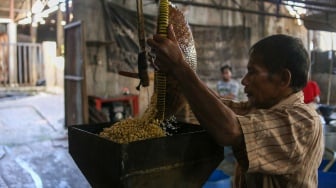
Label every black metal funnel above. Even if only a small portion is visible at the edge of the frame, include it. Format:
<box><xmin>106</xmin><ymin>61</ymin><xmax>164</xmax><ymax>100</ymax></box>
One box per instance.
<box><xmin>68</xmin><ymin>122</ymin><xmax>224</xmax><ymax>188</ymax></box>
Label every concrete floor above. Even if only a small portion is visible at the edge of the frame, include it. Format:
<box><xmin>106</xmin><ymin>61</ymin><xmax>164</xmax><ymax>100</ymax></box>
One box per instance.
<box><xmin>0</xmin><ymin>92</ymin><xmax>91</xmax><ymax>188</ymax></box>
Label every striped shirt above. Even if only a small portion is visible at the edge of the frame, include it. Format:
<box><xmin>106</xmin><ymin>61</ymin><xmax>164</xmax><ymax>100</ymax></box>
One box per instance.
<box><xmin>223</xmin><ymin>92</ymin><xmax>324</xmax><ymax>188</ymax></box>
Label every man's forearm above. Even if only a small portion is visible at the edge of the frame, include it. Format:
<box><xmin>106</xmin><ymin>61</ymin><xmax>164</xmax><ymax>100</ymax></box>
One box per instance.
<box><xmin>172</xmin><ymin>62</ymin><xmax>242</xmax><ymax>146</ymax></box>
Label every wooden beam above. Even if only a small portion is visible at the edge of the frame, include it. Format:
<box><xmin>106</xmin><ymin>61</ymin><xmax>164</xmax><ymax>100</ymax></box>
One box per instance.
<box><xmin>10</xmin><ymin>0</ymin><xmax>14</xmax><ymax>20</ymax></box>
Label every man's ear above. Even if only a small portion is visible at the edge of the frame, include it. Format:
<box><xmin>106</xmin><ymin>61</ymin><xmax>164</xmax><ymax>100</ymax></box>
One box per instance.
<box><xmin>280</xmin><ymin>69</ymin><xmax>291</xmax><ymax>88</ymax></box>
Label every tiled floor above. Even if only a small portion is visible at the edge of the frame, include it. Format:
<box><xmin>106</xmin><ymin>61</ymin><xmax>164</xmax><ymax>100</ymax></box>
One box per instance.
<box><xmin>0</xmin><ymin>92</ymin><xmax>91</xmax><ymax>188</ymax></box>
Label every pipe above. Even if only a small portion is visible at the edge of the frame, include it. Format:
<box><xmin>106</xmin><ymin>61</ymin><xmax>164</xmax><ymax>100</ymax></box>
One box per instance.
<box><xmin>66</xmin><ymin>0</ymin><xmax>70</xmax><ymax>24</ymax></box>
<box><xmin>326</xmin><ymin>33</ymin><xmax>334</xmax><ymax>105</ymax></box>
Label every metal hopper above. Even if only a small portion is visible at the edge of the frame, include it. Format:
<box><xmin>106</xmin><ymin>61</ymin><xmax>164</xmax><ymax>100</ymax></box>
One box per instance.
<box><xmin>68</xmin><ymin>122</ymin><xmax>224</xmax><ymax>188</ymax></box>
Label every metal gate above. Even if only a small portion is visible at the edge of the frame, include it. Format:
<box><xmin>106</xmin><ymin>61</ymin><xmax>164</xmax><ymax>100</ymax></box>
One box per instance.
<box><xmin>0</xmin><ymin>42</ymin><xmax>43</xmax><ymax>86</ymax></box>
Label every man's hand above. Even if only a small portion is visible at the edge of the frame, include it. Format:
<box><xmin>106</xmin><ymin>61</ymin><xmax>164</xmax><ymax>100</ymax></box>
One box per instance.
<box><xmin>147</xmin><ymin>24</ymin><xmax>186</xmax><ymax>74</ymax></box>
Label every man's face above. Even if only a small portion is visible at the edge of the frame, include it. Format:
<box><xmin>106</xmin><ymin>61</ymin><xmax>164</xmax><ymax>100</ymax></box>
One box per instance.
<box><xmin>241</xmin><ymin>54</ymin><xmax>283</xmax><ymax>109</ymax></box>
<box><xmin>221</xmin><ymin>68</ymin><xmax>232</xmax><ymax>81</ymax></box>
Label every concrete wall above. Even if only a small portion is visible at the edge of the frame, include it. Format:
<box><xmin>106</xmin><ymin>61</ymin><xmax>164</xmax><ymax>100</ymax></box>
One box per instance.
<box><xmin>72</xmin><ymin>0</ymin><xmax>152</xmax><ymax>115</ymax></box>
<box><xmin>312</xmin><ymin>73</ymin><xmax>336</xmax><ymax>105</ymax></box>
<box><xmin>72</xmin><ymin>0</ymin><xmax>311</xmax><ymax>113</ymax></box>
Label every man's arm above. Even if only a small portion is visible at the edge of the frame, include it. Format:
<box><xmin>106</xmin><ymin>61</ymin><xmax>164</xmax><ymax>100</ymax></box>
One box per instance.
<box><xmin>176</xmin><ymin>64</ymin><xmax>243</xmax><ymax>146</ymax></box>
<box><xmin>148</xmin><ymin>25</ymin><xmax>243</xmax><ymax>146</ymax></box>
<box><xmin>222</xmin><ymin>93</ymin><xmax>236</xmax><ymax>100</ymax></box>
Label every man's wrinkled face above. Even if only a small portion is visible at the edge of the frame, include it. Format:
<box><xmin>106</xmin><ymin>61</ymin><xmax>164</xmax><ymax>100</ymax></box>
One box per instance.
<box><xmin>241</xmin><ymin>54</ymin><xmax>283</xmax><ymax>109</ymax></box>
<box><xmin>221</xmin><ymin>69</ymin><xmax>232</xmax><ymax>82</ymax></box>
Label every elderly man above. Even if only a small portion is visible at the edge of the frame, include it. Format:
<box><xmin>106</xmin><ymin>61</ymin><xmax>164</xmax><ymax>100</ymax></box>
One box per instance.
<box><xmin>148</xmin><ymin>24</ymin><xmax>324</xmax><ymax>188</ymax></box>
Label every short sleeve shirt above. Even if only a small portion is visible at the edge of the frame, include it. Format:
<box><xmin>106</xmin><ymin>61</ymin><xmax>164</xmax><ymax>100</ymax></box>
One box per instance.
<box><xmin>224</xmin><ymin>92</ymin><xmax>324</xmax><ymax>188</ymax></box>
<box><xmin>217</xmin><ymin>80</ymin><xmax>239</xmax><ymax>99</ymax></box>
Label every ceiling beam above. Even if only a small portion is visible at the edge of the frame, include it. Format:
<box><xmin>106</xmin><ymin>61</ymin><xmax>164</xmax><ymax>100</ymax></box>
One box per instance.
<box><xmin>289</xmin><ymin>0</ymin><xmax>336</xmax><ymax>9</ymax></box>
<box><xmin>0</xmin><ymin>7</ymin><xmax>29</xmax><ymax>13</ymax></box>
<box><xmin>257</xmin><ymin>0</ymin><xmax>336</xmax><ymax>9</ymax></box>
<box><xmin>258</xmin><ymin>0</ymin><xmax>336</xmax><ymax>13</ymax></box>
<box><xmin>170</xmin><ymin>0</ymin><xmax>336</xmax><ymax>30</ymax></box>
<box><xmin>170</xmin><ymin>0</ymin><xmax>298</xmax><ymax>19</ymax></box>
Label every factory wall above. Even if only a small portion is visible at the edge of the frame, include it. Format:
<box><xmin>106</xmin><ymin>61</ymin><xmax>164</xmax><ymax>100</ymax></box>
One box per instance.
<box><xmin>72</xmin><ymin>0</ymin><xmax>152</xmax><ymax>116</ymax></box>
<box><xmin>71</xmin><ymin>0</ymin><xmax>311</xmax><ymax>115</ymax></box>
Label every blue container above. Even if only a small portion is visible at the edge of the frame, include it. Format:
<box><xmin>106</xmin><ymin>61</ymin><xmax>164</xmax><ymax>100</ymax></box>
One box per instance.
<box><xmin>318</xmin><ymin>159</ymin><xmax>336</xmax><ymax>188</ymax></box>
<box><xmin>203</xmin><ymin>170</ymin><xmax>231</xmax><ymax>188</ymax></box>
<box><xmin>318</xmin><ymin>171</ymin><xmax>336</xmax><ymax>188</ymax></box>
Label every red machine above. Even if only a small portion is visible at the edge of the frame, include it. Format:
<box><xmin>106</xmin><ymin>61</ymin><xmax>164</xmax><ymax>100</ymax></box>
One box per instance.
<box><xmin>89</xmin><ymin>95</ymin><xmax>139</xmax><ymax>123</ymax></box>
